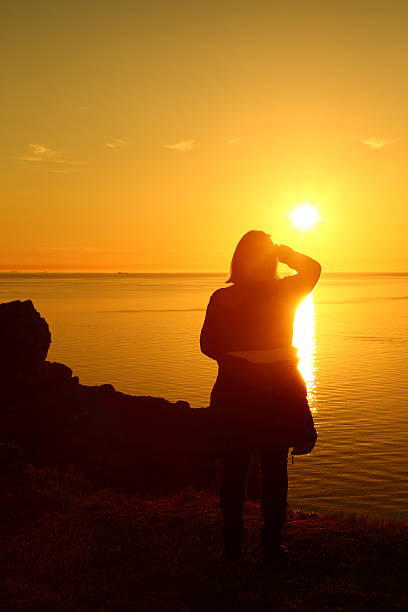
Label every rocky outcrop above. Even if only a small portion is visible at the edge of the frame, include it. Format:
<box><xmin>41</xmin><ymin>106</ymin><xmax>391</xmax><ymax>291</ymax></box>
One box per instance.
<box><xmin>0</xmin><ymin>300</ymin><xmax>51</xmax><ymax>382</ymax></box>
<box><xmin>1</xmin><ymin>300</ymin><xmax>214</xmax><ymax>494</ymax></box>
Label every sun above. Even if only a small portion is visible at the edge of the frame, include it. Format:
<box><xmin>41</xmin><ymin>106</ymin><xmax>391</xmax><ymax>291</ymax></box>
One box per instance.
<box><xmin>290</xmin><ymin>203</ymin><xmax>320</xmax><ymax>230</ymax></box>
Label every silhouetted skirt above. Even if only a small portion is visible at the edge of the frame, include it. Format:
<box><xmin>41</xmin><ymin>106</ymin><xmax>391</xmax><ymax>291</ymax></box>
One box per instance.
<box><xmin>209</xmin><ymin>355</ymin><xmax>317</xmax><ymax>454</ymax></box>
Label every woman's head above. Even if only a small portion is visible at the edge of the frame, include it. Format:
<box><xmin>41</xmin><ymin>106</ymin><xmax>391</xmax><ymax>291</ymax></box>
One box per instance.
<box><xmin>226</xmin><ymin>230</ymin><xmax>278</xmax><ymax>284</ymax></box>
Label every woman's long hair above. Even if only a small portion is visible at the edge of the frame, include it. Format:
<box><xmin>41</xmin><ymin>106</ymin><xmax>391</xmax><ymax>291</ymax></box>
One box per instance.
<box><xmin>226</xmin><ymin>230</ymin><xmax>278</xmax><ymax>284</ymax></box>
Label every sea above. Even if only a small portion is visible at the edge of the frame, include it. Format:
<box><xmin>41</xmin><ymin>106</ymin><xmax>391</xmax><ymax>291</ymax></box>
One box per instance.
<box><xmin>1</xmin><ymin>272</ymin><xmax>407</xmax><ymax>521</ymax></box>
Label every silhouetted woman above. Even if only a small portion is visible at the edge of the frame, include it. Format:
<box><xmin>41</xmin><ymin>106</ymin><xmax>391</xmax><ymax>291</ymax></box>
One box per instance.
<box><xmin>200</xmin><ymin>231</ymin><xmax>321</xmax><ymax>562</ymax></box>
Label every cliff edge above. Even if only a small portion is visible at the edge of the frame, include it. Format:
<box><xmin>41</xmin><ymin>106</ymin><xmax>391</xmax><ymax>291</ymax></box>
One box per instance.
<box><xmin>0</xmin><ymin>300</ymin><xmax>212</xmax><ymax>493</ymax></box>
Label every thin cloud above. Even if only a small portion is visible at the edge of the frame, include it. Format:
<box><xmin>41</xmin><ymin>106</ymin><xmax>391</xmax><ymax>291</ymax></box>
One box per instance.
<box><xmin>348</xmin><ymin>132</ymin><xmax>395</xmax><ymax>150</ymax></box>
<box><xmin>164</xmin><ymin>140</ymin><xmax>195</xmax><ymax>152</ymax></box>
<box><xmin>30</xmin><ymin>144</ymin><xmax>49</xmax><ymax>156</ymax></box>
<box><xmin>106</xmin><ymin>138</ymin><xmax>127</xmax><ymax>149</ymax></box>
<box><xmin>16</xmin><ymin>144</ymin><xmax>85</xmax><ymax>166</ymax></box>
<box><xmin>227</xmin><ymin>137</ymin><xmax>244</xmax><ymax>144</ymax></box>
<box><xmin>361</xmin><ymin>136</ymin><xmax>395</xmax><ymax>150</ymax></box>
<box><xmin>18</xmin><ymin>144</ymin><xmax>61</xmax><ymax>162</ymax></box>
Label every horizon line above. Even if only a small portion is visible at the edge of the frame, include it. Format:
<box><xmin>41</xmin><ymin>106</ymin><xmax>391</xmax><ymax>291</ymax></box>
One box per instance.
<box><xmin>0</xmin><ymin>270</ymin><xmax>407</xmax><ymax>276</ymax></box>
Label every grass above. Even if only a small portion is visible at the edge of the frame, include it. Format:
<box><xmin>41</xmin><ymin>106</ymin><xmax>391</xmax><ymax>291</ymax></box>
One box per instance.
<box><xmin>1</xmin><ymin>466</ymin><xmax>407</xmax><ymax>612</ymax></box>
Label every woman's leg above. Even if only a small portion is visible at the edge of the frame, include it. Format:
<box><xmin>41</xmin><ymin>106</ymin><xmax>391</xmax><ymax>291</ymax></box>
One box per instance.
<box><xmin>220</xmin><ymin>448</ymin><xmax>252</xmax><ymax>559</ymax></box>
<box><xmin>259</xmin><ymin>448</ymin><xmax>289</xmax><ymax>557</ymax></box>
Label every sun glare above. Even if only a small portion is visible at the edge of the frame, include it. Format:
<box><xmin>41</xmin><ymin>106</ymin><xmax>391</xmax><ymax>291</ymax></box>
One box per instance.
<box><xmin>293</xmin><ymin>293</ymin><xmax>317</xmax><ymax>411</ymax></box>
<box><xmin>290</xmin><ymin>203</ymin><xmax>320</xmax><ymax>230</ymax></box>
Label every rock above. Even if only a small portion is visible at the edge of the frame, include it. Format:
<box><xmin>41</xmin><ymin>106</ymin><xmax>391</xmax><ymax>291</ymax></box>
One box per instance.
<box><xmin>0</xmin><ymin>300</ymin><xmax>51</xmax><ymax>383</ymax></box>
<box><xmin>0</xmin><ymin>300</ymin><xmax>215</xmax><ymax>495</ymax></box>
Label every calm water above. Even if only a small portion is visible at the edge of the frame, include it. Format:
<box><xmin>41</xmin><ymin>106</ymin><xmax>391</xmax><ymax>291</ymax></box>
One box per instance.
<box><xmin>1</xmin><ymin>273</ymin><xmax>407</xmax><ymax>521</ymax></box>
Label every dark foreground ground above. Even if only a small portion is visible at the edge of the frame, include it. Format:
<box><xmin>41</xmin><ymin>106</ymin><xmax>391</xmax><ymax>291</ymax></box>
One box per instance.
<box><xmin>2</xmin><ymin>467</ymin><xmax>407</xmax><ymax>612</ymax></box>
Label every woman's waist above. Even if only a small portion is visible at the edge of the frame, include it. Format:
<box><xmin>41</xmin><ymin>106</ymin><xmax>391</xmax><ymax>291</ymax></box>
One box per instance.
<box><xmin>213</xmin><ymin>358</ymin><xmax>307</xmax><ymax>400</ymax></box>
<box><xmin>225</xmin><ymin>346</ymin><xmax>298</xmax><ymax>364</ymax></box>
<box><xmin>216</xmin><ymin>350</ymin><xmax>304</xmax><ymax>387</ymax></box>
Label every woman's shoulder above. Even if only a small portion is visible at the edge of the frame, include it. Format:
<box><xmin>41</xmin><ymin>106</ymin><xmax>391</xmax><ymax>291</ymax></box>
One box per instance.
<box><xmin>210</xmin><ymin>285</ymin><xmax>235</xmax><ymax>299</ymax></box>
<box><xmin>209</xmin><ymin>285</ymin><xmax>240</xmax><ymax>307</ymax></box>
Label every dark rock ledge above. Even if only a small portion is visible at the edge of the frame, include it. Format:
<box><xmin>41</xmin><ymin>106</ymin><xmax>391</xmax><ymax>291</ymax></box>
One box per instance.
<box><xmin>0</xmin><ymin>300</ymin><xmax>213</xmax><ymax>493</ymax></box>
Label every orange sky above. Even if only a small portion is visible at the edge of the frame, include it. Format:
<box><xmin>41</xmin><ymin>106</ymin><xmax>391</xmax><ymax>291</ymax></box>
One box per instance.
<box><xmin>1</xmin><ymin>1</ymin><xmax>407</xmax><ymax>272</ymax></box>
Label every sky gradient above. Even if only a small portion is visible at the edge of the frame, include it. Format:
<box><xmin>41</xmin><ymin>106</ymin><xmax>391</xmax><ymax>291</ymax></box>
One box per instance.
<box><xmin>1</xmin><ymin>1</ymin><xmax>407</xmax><ymax>271</ymax></box>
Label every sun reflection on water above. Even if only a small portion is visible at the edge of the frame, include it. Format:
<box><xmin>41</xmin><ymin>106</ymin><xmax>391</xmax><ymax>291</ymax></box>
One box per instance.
<box><xmin>293</xmin><ymin>293</ymin><xmax>317</xmax><ymax>411</ymax></box>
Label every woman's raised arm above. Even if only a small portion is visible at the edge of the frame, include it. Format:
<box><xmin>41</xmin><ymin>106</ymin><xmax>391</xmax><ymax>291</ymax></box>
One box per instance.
<box><xmin>277</xmin><ymin>245</ymin><xmax>321</xmax><ymax>295</ymax></box>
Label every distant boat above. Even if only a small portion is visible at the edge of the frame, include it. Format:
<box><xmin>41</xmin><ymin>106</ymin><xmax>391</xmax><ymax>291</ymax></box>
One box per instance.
<box><xmin>118</xmin><ymin>272</ymin><xmax>129</xmax><ymax>275</ymax></box>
